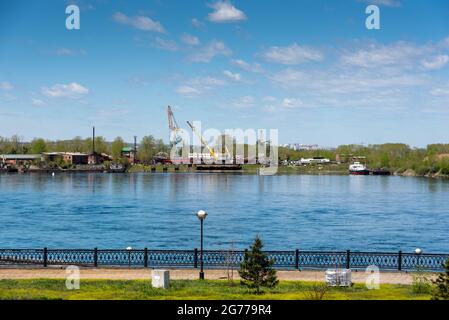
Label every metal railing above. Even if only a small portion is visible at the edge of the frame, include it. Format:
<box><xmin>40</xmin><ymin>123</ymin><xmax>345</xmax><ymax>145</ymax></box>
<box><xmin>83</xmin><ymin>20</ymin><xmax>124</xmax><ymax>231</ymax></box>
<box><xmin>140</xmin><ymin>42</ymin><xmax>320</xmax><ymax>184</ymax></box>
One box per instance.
<box><xmin>0</xmin><ymin>248</ymin><xmax>447</xmax><ymax>271</ymax></box>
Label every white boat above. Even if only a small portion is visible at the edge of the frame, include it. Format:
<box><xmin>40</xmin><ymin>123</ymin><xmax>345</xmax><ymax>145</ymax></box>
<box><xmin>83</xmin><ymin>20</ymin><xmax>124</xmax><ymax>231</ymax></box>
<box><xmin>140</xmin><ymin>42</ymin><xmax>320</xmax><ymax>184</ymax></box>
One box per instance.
<box><xmin>349</xmin><ymin>162</ymin><xmax>370</xmax><ymax>175</ymax></box>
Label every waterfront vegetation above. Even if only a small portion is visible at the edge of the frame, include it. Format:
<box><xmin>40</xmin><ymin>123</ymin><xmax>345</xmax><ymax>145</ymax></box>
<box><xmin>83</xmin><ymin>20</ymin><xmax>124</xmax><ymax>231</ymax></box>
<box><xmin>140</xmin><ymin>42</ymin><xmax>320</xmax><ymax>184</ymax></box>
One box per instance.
<box><xmin>2</xmin><ymin>135</ymin><xmax>449</xmax><ymax>177</ymax></box>
<box><xmin>0</xmin><ymin>279</ymin><xmax>434</xmax><ymax>300</ymax></box>
<box><xmin>239</xmin><ymin>236</ymin><xmax>279</xmax><ymax>294</ymax></box>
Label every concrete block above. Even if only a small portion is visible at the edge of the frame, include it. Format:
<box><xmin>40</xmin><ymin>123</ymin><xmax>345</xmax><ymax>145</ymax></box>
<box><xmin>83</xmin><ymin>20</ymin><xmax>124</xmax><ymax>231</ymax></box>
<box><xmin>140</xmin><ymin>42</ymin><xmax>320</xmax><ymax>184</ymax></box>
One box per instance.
<box><xmin>152</xmin><ymin>269</ymin><xmax>170</xmax><ymax>289</ymax></box>
<box><xmin>325</xmin><ymin>269</ymin><xmax>352</xmax><ymax>287</ymax></box>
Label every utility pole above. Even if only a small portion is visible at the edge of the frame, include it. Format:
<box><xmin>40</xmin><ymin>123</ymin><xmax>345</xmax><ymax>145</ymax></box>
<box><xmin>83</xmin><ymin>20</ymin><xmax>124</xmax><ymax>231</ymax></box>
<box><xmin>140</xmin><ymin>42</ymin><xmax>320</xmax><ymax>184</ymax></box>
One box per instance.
<box><xmin>92</xmin><ymin>126</ymin><xmax>96</xmax><ymax>154</ymax></box>
<box><xmin>134</xmin><ymin>136</ymin><xmax>138</xmax><ymax>163</ymax></box>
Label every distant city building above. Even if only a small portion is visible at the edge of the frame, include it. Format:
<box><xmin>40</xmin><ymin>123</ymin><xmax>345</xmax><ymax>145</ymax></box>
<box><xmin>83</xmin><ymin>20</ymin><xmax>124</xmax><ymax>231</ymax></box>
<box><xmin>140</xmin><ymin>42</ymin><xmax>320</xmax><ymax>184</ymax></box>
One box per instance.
<box><xmin>0</xmin><ymin>154</ymin><xmax>41</xmax><ymax>166</ymax></box>
<box><xmin>121</xmin><ymin>147</ymin><xmax>136</xmax><ymax>164</ymax></box>
<box><xmin>282</xmin><ymin>143</ymin><xmax>336</xmax><ymax>151</ymax></box>
<box><xmin>282</xmin><ymin>143</ymin><xmax>320</xmax><ymax>151</ymax></box>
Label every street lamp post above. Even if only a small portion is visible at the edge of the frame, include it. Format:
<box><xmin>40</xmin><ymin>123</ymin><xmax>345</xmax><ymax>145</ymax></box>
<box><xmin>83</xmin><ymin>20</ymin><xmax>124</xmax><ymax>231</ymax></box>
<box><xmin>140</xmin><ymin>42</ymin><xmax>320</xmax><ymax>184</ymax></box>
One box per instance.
<box><xmin>126</xmin><ymin>246</ymin><xmax>132</xmax><ymax>268</ymax></box>
<box><xmin>415</xmin><ymin>248</ymin><xmax>422</xmax><ymax>269</ymax></box>
<box><xmin>196</xmin><ymin>210</ymin><xmax>208</xmax><ymax>280</ymax></box>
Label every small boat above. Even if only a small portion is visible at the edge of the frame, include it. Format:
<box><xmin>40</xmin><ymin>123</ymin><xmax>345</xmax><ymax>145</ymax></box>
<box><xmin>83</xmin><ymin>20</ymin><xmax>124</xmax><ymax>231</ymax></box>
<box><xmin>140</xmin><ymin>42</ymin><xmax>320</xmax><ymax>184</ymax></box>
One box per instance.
<box><xmin>349</xmin><ymin>162</ymin><xmax>370</xmax><ymax>175</ymax></box>
<box><xmin>109</xmin><ymin>163</ymin><xmax>127</xmax><ymax>173</ymax></box>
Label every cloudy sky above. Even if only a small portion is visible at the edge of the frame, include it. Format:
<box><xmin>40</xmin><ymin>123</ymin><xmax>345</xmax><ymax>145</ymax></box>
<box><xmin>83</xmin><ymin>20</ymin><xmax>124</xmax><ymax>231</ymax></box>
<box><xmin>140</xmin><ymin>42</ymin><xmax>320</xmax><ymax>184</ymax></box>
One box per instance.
<box><xmin>1</xmin><ymin>0</ymin><xmax>449</xmax><ymax>147</ymax></box>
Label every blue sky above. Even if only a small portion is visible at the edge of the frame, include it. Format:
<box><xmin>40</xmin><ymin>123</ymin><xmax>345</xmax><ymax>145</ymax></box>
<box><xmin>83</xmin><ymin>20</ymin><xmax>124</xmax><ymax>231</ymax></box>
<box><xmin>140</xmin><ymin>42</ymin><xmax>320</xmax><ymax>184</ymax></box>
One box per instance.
<box><xmin>1</xmin><ymin>0</ymin><xmax>449</xmax><ymax>147</ymax></box>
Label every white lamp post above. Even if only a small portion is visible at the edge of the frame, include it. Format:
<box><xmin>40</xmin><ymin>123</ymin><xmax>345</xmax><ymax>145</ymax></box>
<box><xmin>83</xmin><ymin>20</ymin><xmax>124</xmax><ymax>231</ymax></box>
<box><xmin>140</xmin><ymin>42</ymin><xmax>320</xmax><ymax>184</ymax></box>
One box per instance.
<box><xmin>196</xmin><ymin>210</ymin><xmax>208</xmax><ymax>280</ymax></box>
<box><xmin>415</xmin><ymin>248</ymin><xmax>422</xmax><ymax>269</ymax></box>
<box><xmin>126</xmin><ymin>246</ymin><xmax>132</xmax><ymax>268</ymax></box>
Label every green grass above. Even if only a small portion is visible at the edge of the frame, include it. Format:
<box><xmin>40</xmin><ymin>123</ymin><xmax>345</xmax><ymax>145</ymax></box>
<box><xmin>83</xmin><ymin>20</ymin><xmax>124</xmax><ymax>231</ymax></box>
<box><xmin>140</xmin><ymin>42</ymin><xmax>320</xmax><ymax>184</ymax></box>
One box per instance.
<box><xmin>0</xmin><ymin>279</ymin><xmax>432</xmax><ymax>300</ymax></box>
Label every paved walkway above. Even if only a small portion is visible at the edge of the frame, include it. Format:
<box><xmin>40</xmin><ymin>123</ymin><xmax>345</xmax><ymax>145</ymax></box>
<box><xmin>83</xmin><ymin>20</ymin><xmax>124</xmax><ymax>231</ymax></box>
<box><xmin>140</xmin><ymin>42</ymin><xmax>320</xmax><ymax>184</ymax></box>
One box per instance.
<box><xmin>0</xmin><ymin>268</ymin><xmax>434</xmax><ymax>285</ymax></box>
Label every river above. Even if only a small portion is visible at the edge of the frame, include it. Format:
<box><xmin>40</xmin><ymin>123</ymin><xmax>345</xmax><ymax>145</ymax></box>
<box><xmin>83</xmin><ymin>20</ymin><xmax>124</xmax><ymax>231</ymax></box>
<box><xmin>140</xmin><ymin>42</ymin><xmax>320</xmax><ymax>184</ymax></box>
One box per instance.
<box><xmin>0</xmin><ymin>173</ymin><xmax>448</xmax><ymax>252</ymax></box>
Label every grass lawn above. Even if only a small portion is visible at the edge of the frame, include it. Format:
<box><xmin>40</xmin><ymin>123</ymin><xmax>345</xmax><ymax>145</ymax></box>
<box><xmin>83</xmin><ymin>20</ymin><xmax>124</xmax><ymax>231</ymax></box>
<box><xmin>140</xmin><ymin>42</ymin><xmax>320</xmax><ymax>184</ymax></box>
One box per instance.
<box><xmin>0</xmin><ymin>279</ymin><xmax>432</xmax><ymax>300</ymax></box>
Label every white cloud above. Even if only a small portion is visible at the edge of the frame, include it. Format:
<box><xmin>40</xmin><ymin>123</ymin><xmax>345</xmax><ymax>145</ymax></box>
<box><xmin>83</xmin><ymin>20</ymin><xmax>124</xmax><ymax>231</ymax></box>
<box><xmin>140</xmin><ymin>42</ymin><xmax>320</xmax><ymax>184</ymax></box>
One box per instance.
<box><xmin>181</xmin><ymin>33</ymin><xmax>200</xmax><ymax>46</ymax></box>
<box><xmin>421</xmin><ymin>55</ymin><xmax>449</xmax><ymax>70</ymax></box>
<box><xmin>154</xmin><ymin>37</ymin><xmax>178</xmax><ymax>51</ymax></box>
<box><xmin>282</xmin><ymin>98</ymin><xmax>303</xmax><ymax>108</ymax></box>
<box><xmin>230</xmin><ymin>59</ymin><xmax>263</xmax><ymax>73</ymax></box>
<box><xmin>223</xmin><ymin>70</ymin><xmax>241</xmax><ymax>81</ymax></box>
<box><xmin>188</xmin><ymin>40</ymin><xmax>231</xmax><ymax>62</ymax></box>
<box><xmin>261</xmin><ymin>43</ymin><xmax>324</xmax><ymax>65</ymax></box>
<box><xmin>176</xmin><ymin>76</ymin><xmax>227</xmax><ymax>97</ymax></box>
<box><xmin>55</xmin><ymin>48</ymin><xmax>86</xmax><ymax>56</ymax></box>
<box><xmin>208</xmin><ymin>1</ymin><xmax>247</xmax><ymax>23</ymax></box>
<box><xmin>341</xmin><ymin>42</ymin><xmax>428</xmax><ymax>68</ymax></box>
<box><xmin>113</xmin><ymin>12</ymin><xmax>165</xmax><ymax>33</ymax></box>
<box><xmin>197</xmin><ymin>76</ymin><xmax>227</xmax><ymax>87</ymax></box>
<box><xmin>263</xmin><ymin>96</ymin><xmax>276</xmax><ymax>102</ymax></box>
<box><xmin>271</xmin><ymin>68</ymin><xmax>427</xmax><ymax>93</ymax></box>
<box><xmin>31</xmin><ymin>98</ymin><xmax>46</xmax><ymax>107</ymax></box>
<box><xmin>0</xmin><ymin>81</ymin><xmax>13</xmax><ymax>91</ymax></box>
<box><xmin>191</xmin><ymin>18</ymin><xmax>205</xmax><ymax>28</ymax></box>
<box><xmin>269</xmin><ymin>66</ymin><xmax>429</xmax><ymax>110</ymax></box>
<box><xmin>443</xmin><ymin>37</ymin><xmax>449</xmax><ymax>49</ymax></box>
<box><xmin>42</xmin><ymin>82</ymin><xmax>89</xmax><ymax>98</ymax></box>
<box><xmin>175</xmin><ymin>86</ymin><xmax>201</xmax><ymax>97</ymax></box>
<box><xmin>261</xmin><ymin>96</ymin><xmax>303</xmax><ymax>112</ymax></box>
<box><xmin>359</xmin><ymin>0</ymin><xmax>401</xmax><ymax>7</ymax></box>
<box><xmin>430</xmin><ymin>86</ymin><xmax>449</xmax><ymax>96</ymax></box>
<box><xmin>232</xmin><ymin>95</ymin><xmax>255</xmax><ymax>108</ymax></box>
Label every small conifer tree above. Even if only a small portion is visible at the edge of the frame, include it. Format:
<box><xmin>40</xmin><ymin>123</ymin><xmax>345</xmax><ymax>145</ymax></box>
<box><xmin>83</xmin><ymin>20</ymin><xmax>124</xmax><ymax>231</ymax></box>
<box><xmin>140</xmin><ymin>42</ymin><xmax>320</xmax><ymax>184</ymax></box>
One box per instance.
<box><xmin>432</xmin><ymin>259</ymin><xmax>449</xmax><ymax>300</ymax></box>
<box><xmin>239</xmin><ymin>236</ymin><xmax>278</xmax><ymax>294</ymax></box>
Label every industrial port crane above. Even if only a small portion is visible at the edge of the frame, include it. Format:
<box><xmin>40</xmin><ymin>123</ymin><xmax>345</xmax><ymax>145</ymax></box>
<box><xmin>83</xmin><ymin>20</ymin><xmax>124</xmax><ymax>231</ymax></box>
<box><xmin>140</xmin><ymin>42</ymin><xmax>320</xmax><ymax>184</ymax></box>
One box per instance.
<box><xmin>167</xmin><ymin>106</ymin><xmax>235</xmax><ymax>165</ymax></box>
<box><xmin>186</xmin><ymin>121</ymin><xmax>219</xmax><ymax>162</ymax></box>
<box><xmin>167</xmin><ymin>106</ymin><xmax>183</xmax><ymax>145</ymax></box>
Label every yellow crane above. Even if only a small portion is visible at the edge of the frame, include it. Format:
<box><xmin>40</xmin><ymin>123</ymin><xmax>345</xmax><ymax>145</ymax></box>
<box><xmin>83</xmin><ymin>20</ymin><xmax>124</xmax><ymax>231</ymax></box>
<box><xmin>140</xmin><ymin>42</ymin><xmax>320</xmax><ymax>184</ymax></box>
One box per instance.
<box><xmin>186</xmin><ymin>121</ymin><xmax>219</xmax><ymax>162</ymax></box>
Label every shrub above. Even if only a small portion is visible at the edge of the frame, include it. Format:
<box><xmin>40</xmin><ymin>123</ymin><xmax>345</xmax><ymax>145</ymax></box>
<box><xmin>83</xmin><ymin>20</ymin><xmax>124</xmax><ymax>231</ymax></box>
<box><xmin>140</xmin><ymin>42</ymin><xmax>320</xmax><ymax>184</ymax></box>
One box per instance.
<box><xmin>303</xmin><ymin>283</ymin><xmax>328</xmax><ymax>300</ymax></box>
<box><xmin>432</xmin><ymin>259</ymin><xmax>449</xmax><ymax>300</ymax></box>
<box><xmin>411</xmin><ymin>266</ymin><xmax>432</xmax><ymax>294</ymax></box>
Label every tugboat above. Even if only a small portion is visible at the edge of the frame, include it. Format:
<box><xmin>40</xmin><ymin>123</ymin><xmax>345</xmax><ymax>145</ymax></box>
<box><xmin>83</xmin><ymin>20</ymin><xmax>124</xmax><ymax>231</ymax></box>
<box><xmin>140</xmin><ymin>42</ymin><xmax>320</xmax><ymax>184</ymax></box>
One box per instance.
<box><xmin>349</xmin><ymin>162</ymin><xmax>370</xmax><ymax>175</ymax></box>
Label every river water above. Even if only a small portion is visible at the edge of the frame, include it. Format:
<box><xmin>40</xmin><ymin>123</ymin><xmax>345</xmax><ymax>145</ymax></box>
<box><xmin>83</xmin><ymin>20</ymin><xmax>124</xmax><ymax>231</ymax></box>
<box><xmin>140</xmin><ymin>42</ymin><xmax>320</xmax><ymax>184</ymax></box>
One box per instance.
<box><xmin>0</xmin><ymin>173</ymin><xmax>448</xmax><ymax>252</ymax></box>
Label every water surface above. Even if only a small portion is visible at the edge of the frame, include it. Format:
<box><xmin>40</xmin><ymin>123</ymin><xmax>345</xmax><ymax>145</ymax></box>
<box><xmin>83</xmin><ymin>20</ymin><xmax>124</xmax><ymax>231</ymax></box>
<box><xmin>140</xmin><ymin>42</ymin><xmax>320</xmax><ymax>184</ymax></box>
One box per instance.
<box><xmin>0</xmin><ymin>173</ymin><xmax>448</xmax><ymax>252</ymax></box>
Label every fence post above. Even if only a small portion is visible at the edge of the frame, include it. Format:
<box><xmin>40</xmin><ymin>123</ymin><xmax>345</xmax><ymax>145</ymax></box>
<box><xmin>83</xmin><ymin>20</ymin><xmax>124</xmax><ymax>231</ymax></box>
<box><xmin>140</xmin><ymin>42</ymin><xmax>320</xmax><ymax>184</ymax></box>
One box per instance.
<box><xmin>194</xmin><ymin>248</ymin><xmax>198</xmax><ymax>268</ymax></box>
<box><xmin>398</xmin><ymin>251</ymin><xmax>402</xmax><ymax>271</ymax></box>
<box><xmin>346</xmin><ymin>250</ymin><xmax>350</xmax><ymax>269</ymax></box>
<box><xmin>43</xmin><ymin>247</ymin><xmax>48</xmax><ymax>267</ymax></box>
<box><xmin>144</xmin><ymin>248</ymin><xmax>148</xmax><ymax>268</ymax></box>
<box><xmin>295</xmin><ymin>249</ymin><xmax>299</xmax><ymax>270</ymax></box>
<box><xmin>94</xmin><ymin>247</ymin><xmax>98</xmax><ymax>267</ymax></box>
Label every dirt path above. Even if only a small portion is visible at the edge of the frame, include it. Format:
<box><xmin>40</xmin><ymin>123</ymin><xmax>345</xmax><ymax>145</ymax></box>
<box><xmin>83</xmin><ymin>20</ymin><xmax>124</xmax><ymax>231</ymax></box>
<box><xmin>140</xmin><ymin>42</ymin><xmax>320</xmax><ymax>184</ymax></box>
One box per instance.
<box><xmin>0</xmin><ymin>267</ymin><xmax>430</xmax><ymax>285</ymax></box>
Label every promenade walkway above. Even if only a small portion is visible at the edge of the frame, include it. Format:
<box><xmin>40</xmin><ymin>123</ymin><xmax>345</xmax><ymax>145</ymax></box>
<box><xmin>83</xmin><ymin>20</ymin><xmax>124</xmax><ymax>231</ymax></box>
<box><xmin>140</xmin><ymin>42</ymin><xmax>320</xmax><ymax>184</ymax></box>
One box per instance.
<box><xmin>0</xmin><ymin>268</ymin><xmax>435</xmax><ymax>285</ymax></box>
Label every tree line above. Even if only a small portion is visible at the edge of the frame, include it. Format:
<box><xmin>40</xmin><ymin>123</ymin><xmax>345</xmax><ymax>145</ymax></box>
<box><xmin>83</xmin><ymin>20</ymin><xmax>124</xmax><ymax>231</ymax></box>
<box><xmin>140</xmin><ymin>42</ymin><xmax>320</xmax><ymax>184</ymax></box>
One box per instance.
<box><xmin>0</xmin><ymin>135</ymin><xmax>168</xmax><ymax>163</ymax></box>
<box><xmin>2</xmin><ymin>135</ymin><xmax>449</xmax><ymax>174</ymax></box>
<box><xmin>278</xmin><ymin>143</ymin><xmax>449</xmax><ymax>175</ymax></box>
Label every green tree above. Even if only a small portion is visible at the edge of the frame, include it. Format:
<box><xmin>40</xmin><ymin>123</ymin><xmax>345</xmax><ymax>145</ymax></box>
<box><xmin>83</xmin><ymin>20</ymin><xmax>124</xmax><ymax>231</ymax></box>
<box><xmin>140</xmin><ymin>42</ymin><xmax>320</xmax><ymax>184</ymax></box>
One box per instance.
<box><xmin>239</xmin><ymin>236</ymin><xmax>278</xmax><ymax>294</ymax></box>
<box><xmin>432</xmin><ymin>259</ymin><xmax>449</xmax><ymax>300</ymax></box>
<box><xmin>111</xmin><ymin>137</ymin><xmax>125</xmax><ymax>160</ymax></box>
<box><xmin>30</xmin><ymin>138</ymin><xmax>48</xmax><ymax>154</ymax></box>
<box><xmin>71</xmin><ymin>136</ymin><xmax>84</xmax><ymax>152</ymax></box>
<box><xmin>84</xmin><ymin>136</ymin><xmax>109</xmax><ymax>154</ymax></box>
<box><xmin>137</xmin><ymin>135</ymin><xmax>156</xmax><ymax>163</ymax></box>
<box><xmin>6</xmin><ymin>135</ymin><xmax>23</xmax><ymax>154</ymax></box>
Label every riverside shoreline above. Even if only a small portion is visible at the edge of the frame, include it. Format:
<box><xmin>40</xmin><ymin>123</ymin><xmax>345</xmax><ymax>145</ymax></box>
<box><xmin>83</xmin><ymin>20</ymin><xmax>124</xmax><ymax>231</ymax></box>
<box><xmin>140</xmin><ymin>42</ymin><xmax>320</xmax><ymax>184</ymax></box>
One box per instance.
<box><xmin>5</xmin><ymin>164</ymin><xmax>446</xmax><ymax>178</ymax></box>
